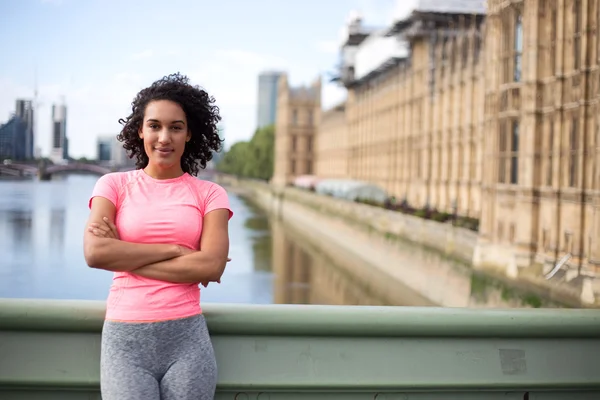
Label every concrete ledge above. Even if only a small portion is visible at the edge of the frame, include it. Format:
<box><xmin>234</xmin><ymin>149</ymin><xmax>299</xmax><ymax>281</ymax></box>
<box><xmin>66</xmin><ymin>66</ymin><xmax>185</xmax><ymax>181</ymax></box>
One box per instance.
<box><xmin>229</xmin><ymin>179</ymin><xmax>600</xmax><ymax>307</ymax></box>
<box><xmin>1</xmin><ymin>298</ymin><xmax>600</xmax><ymax>337</ymax></box>
<box><xmin>237</xmin><ymin>179</ymin><xmax>478</xmax><ymax>265</ymax></box>
<box><xmin>2</xmin><ymin>299</ymin><xmax>600</xmax><ymax>397</ymax></box>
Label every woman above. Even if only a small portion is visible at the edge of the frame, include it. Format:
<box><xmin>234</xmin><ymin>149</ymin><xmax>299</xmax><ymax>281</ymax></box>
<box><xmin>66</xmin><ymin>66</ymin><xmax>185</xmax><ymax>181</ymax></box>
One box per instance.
<box><xmin>83</xmin><ymin>72</ymin><xmax>232</xmax><ymax>400</ymax></box>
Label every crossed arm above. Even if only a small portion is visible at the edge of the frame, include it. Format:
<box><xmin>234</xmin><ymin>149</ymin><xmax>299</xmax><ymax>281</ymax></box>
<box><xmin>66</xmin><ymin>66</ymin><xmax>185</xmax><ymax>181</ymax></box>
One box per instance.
<box><xmin>83</xmin><ymin>197</ymin><xmax>230</xmax><ymax>284</ymax></box>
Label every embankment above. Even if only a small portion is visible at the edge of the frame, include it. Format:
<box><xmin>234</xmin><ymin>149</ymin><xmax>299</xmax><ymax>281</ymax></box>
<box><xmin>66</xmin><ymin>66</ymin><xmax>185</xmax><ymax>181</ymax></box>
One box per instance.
<box><xmin>221</xmin><ymin>177</ymin><xmax>594</xmax><ymax>308</ymax></box>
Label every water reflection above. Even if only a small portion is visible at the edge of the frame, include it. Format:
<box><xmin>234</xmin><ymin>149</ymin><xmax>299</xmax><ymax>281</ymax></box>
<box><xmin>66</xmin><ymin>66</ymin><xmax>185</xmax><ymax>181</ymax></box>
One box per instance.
<box><xmin>268</xmin><ymin>208</ymin><xmax>564</xmax><ymax>308</ymax></box>
<box><xmin>270</xmin><ymin>218</ymin><xmax>391</xmax><ymax>306</ymax></box>
<box><xmin>49</xmin><ymin>208</ymin><xmax>66</xmax><ymax>250</ymax></box>
<box><xmin>244</xmin><ymin>206</ymin><xmax>272</xmax><ymax>273</ymax></box>
<box><xmin>0</xmin><ymin>175</ymin><xmax>562</xmax><ymax>308</ymax></box>
<box><xmin>8</xmin><ymin>210</ymin><xmax>33</xmax><ymax>250</ymax></box>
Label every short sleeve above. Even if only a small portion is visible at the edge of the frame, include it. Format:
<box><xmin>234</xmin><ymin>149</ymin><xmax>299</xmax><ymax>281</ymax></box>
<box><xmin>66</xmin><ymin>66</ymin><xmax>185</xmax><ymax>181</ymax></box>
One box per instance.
<box><xmin>88</xmin><ymin>173</ymin><xmax>120</xmax><ymax>209</ymax></box>
<box><xmin>204</xmin><ymin>183</ymin><xmax>233</xmax><ymax>220</ymax></box>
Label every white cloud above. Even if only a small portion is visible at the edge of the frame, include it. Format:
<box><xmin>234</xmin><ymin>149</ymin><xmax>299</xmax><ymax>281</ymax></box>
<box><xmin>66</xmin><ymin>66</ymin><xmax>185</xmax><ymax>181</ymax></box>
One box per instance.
<box><xmin>322</xmin><ymin>82</ymin><xmax>346</xmax><ymax>110</ymax></box>
<box><xmin>130</xmin><ymin>50</ymin><xmax>154</xmax><ymax>60</ymax></box>
<box><xmin>188</xmin><ymin>49</ymin><xmax>293</xmax><ymax>148</ymax></box>
<box><xmin>0</xmin><ymin>71</ymin><xmax>152</xmax><ymax>159</ymax></box>
<box><xmin>0</xmin><ymin>48</ymin><xmax>295</xmax><ymax>158</ymax></box>
<box><xmin>391</xmin><ymin>0</ymin><xmax>419</xmax><ymax>22</ymax></box>
<box><xmin>216</xmin><ymin>50</ymin><xmax>288</xmax><ymax>70</ymax></box>
<box><xmin>316</xmin><ymin>40</ymin><xmax>339</xmax><ymax>55</ymax></box>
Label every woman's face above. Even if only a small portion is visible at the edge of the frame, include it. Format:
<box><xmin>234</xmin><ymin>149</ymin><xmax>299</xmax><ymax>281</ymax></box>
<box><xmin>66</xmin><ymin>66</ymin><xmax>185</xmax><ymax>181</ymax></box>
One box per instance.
<box><xmin>139</xmin><ymin>100</ymin><xmax>191</xmax><ymax>174</ymax></box>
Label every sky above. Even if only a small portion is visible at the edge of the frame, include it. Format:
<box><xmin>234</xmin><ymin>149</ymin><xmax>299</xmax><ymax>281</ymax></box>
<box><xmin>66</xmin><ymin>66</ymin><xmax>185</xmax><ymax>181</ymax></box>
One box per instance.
<box><xmin>0</xmin><ymin>0</ymin><xmax>417</xmax><ymax>159</ymax></box>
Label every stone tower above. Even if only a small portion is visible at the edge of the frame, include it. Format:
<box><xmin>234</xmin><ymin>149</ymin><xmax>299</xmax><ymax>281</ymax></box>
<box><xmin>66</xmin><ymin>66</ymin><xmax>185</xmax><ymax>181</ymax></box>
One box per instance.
<box><xmin>272</xmin><ymin>73</ymin><xmax>321</xmax><ymax>187</ymax></box>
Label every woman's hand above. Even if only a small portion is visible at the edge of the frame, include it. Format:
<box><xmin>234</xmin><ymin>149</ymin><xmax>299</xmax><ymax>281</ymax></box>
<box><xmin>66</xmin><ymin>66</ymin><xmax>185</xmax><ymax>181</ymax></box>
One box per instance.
<box><xmin>88</xmin><ymin>217</ymin><xmax>120</xmax><ymax>239</ymax></box>
<box><xmin>200</xmin><ymin>257</ymin><xmax>231</xmax><ymax>287</ymax></box>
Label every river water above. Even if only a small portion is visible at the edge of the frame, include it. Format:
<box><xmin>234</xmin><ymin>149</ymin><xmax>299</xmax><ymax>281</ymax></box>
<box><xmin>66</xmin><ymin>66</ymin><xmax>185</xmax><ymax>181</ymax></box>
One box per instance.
<box><xmin>0</xmin><ymin>174</ymin><xmax>392</xmax><ymax>305</ymax></box>
<box><xmin>0</xmin><ymin>174</ymin><xmax>562</xmax><ymax>307</ymax></box>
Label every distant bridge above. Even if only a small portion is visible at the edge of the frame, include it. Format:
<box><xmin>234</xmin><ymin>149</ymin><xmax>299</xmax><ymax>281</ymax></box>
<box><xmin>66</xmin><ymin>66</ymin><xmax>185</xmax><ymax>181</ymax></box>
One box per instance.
<box><xmin>0</xmin><ymin>162</ymin><xmax>219</xmax><ymax>181</ymax></box>
<box><xmin>45</xmin><ymin>163</ymin><xmax>114</xmax><ymax>177</ymax></box>
<box><xmin>0</xmin><ymin>162</ymin><xmax>130</xmax><ymax>180</ymax></box>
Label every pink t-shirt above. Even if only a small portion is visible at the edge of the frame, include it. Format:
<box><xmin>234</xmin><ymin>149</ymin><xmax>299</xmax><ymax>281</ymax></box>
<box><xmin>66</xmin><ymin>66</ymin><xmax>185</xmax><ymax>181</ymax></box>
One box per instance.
<box><xmin>88</xmin><ymin>169</ymin><xmax>233</xmax><ymax>322</ymax></box>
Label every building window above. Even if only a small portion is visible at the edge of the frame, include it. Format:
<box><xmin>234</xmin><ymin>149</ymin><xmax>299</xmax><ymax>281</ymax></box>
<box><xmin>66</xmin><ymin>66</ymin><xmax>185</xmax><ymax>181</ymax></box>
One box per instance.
<box><xmin>291</xmin><ymin>136</ymin><xmax>297</xmax><ymax>152</ymax></box>
<box><xmin>292</xmin><ymin>109</ymin><xmax>298</xmax><ymax>126</ymax></box>
<box><xmin>498</xmin><ymin>121</ymin><xmax>507</xmax><ymax>183</ymax></box>
<box><xmin>450</xmin><ymin>38</ymin><xmax>457</xmax><ymax>74</ymax></box>
<box><xmin>546</xmin><ymin>121</ymin><xmax>554</xmax><ymax>186</ymax></box>
<box><xmin>307</xmin><ymin>110</ymin><xmax>313</xmax><ymax>126</ymax></box>
<box><xmin>307</xmin><ymin>136</ymin><xmax>312</xmax><ymax>152</ymax></box>
<box><xmin>550</xmin><ymin>8</ymin><xmax>558</xmax><ymax>75</ymax></box>
<box><xmin>564</xmin><ymin>232</ymin><xmax>573</xmax><ymax>253</ymax></box>
<box><xmin>514</xmin><ymin>12</ymin><xmax>523</xmax><ymax>82</ymax></box>
<box><xmin>462</xmin><ymin>36</ymin><xmax>469</xmax><ymax>68</ymax></box>
<box><xmin>569</xmin><ymin>117</ymin><xmax>579</xmax><ymax>187</ymax></box>
<box><xmin>501</xmin><ymin>15</ymin><xmax>511</xmax><ymax>83</ymax></box>
<box><xmin>473</xmin><ymin>34</ymin><xmax>481</xmax><ymax>64</ymax></box>
<box><xmin>498</xmin><ymin>120</ymin><xmax>520</xmax><ymax>184</ymax></box>
<box><xmin>510</xmin><ymin>121</ymin><xmax>519</xmax><ymax>184</ymax></box>
<box><xmin>573</xmin><ymin>0</ymin><xmax>582</xmax><ymax>70</ymax></box>
<box><xmin>441</xmin><ymin>37</ymin><xmax>448</xmax><ymax>78</ymax></box>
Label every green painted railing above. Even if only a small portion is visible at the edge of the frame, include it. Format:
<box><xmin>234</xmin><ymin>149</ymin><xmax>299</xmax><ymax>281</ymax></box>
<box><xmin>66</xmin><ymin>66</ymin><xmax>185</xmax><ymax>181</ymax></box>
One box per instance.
<box><xmin>1</xmin><ymin>298</ymin><xmax>600</xmax><ymax>399</ymax></box>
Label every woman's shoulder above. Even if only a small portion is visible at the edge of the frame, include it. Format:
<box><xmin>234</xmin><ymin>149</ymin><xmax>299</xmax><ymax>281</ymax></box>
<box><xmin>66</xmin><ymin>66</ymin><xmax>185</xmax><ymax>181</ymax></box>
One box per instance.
<box><xmin>184</xmin><ymin>176</ymin><xmax>232</xmax><ymax>217</ymax></box>
<box><xmin>185</xmin><ymin>175</ymin><xmax>228</xmax><ymax>194</ymax></box>
<box><xmin>96</xmin><ymin>169</ymin><xmax>140</xmax><ymax>188</ymax></box>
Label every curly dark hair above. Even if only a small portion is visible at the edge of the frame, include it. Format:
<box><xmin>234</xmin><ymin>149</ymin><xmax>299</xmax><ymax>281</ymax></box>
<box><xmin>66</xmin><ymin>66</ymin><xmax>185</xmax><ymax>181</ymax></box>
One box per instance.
<box><xmin>117</xmin><ymin>72</ymin><xmax>223</xmax><ymax>176</ymax></box>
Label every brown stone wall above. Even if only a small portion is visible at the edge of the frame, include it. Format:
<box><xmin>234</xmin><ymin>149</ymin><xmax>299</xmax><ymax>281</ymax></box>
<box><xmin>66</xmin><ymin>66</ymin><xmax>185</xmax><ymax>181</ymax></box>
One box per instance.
<box><xmin>314</xmin><ymin>103</ymin><xmax>347</xmax><ymax>179</ymax></box>
<box><xmin>272</xmin><ymin>73</ymin><xmax>321</xmax><ymax>186</ymax></box>
<box><xmin>271</xmin><ymin>1</ymin><xmax>600</xmax><ymax>304</ymax></box>
<box><xmin>483</xmin><ymin>0</ymin><xmax>600</xmax><ymax>291</ymax></box>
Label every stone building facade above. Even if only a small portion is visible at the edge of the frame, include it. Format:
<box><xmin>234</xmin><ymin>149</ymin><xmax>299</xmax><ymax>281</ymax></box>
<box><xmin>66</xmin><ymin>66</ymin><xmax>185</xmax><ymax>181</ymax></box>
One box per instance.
<box><xmin>319</xmin><ymin>4</ymin><xmax>486</xmax><ymax>219</ymax></box>
<box><xmin>478</xmin><ymin>0</ymin><xmax>600</xmax><ymax>294</ymax></box>
<box><xmin>271</xmin><ymin>73</ymin><xmax>321</xmax><ymax>186</ymax></box>
<box><xmin>314</xmin><ymin>102</ymin><xmax>348</xmax><ymax>179</ymax></box>
<box><xmin>274</xmin><ymin>0</ymin><xmax>600</xmax><ymax>303</ymax></box>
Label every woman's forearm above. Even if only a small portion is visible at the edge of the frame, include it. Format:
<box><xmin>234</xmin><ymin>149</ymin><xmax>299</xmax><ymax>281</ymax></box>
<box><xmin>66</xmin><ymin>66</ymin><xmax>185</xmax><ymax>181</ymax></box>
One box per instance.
<box><xmin>132</xmin><ymin>251</ymin><xmax>227</xmax><ymax>283</ymax></box>
<box><xmin>84</xmin><ymin>236</ymin><xmax>182</xmax><ymax>272</ymax></box>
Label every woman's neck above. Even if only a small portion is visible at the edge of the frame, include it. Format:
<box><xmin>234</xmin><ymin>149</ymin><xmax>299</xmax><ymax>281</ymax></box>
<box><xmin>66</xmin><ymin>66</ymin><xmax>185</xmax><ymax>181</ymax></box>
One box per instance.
<box><xmin>143</xmin><ymin>164</ymin><xmax>185</xmax><ymax>180</ymax></box>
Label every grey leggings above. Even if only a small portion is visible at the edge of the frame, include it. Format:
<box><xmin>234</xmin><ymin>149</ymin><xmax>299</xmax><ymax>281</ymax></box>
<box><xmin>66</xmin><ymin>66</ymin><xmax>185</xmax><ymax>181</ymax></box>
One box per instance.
<box><xmin>100</xmin><ymin>314</ymin><xmax>217</xmax><ymax>400</ymax></box>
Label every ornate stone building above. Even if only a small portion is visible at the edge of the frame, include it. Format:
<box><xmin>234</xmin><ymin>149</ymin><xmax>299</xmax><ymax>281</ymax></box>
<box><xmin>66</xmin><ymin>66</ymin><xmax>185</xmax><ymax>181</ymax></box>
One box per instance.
<box><xmin>271</xmin><ymin>73</ymin><xmax>321</xmax><ymax>186</ymax></box>
<box><xmin>314</xmin><ymin>102</ymin><xmax>348</xmax><ymax>179</ymax></box>
<box><xmin>477</xmin><ymin>0</ymin><xmax>600</xmax><ymax>298</ymax></box>
<box><xmin>275</xmin><ymin>0</ymin><xmax>600</xmax><ymax>303</ymax></box>
<box><xmin>320</xmin><ymin>3</ymin><xmax>486</xmax><ymax>218</ymax></box>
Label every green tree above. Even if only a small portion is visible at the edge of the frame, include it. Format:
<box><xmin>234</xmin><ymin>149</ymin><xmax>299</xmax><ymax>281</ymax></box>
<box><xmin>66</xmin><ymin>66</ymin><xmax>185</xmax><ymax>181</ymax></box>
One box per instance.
<box><xmin>217</xmin><ymin>124</ymin><xmax>274</xmax><ymax>180</ymax></box>
<box><xmin>217</xmin><ymin>141</ymin><xmax>250</xmax><ymax>177</ymax></box>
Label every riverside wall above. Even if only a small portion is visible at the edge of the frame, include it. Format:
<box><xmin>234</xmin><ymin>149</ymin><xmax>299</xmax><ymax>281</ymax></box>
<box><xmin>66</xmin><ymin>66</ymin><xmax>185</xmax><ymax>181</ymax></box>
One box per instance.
<box><xmin>219</xmin><ymin>176</ymin><xmax>599</xmax><ymax>308</ymax></box>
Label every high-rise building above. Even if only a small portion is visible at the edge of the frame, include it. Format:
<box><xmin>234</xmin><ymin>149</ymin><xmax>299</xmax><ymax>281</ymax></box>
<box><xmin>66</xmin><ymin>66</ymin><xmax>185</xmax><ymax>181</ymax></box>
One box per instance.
<box><xmin>15</xmin><ymin>99</ymin><xmax>34</xmax><ymax>159</ymax></box>
<box><xmin>50</xmin><ymin>103</ymin><xmax>68</xmax><ymax>163</ymax></box>
<box><xmin>111</xmin><ymin>135</ymin><xmax>136</xmax><ymax>168</ymax></box>
<box><xmin>96</xmin><ymin>135</ymin><xmax>113</xmax><ymax>163</ymax></box>
<box><xmin>256</xmin><ymin>71</ymin><xmax>283</xmax><ymax>129</ymax></box>
<box><xmin>0</xmin><ymin>116</ymin><xmax>27</xmax><ymax>161</ymax></box>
